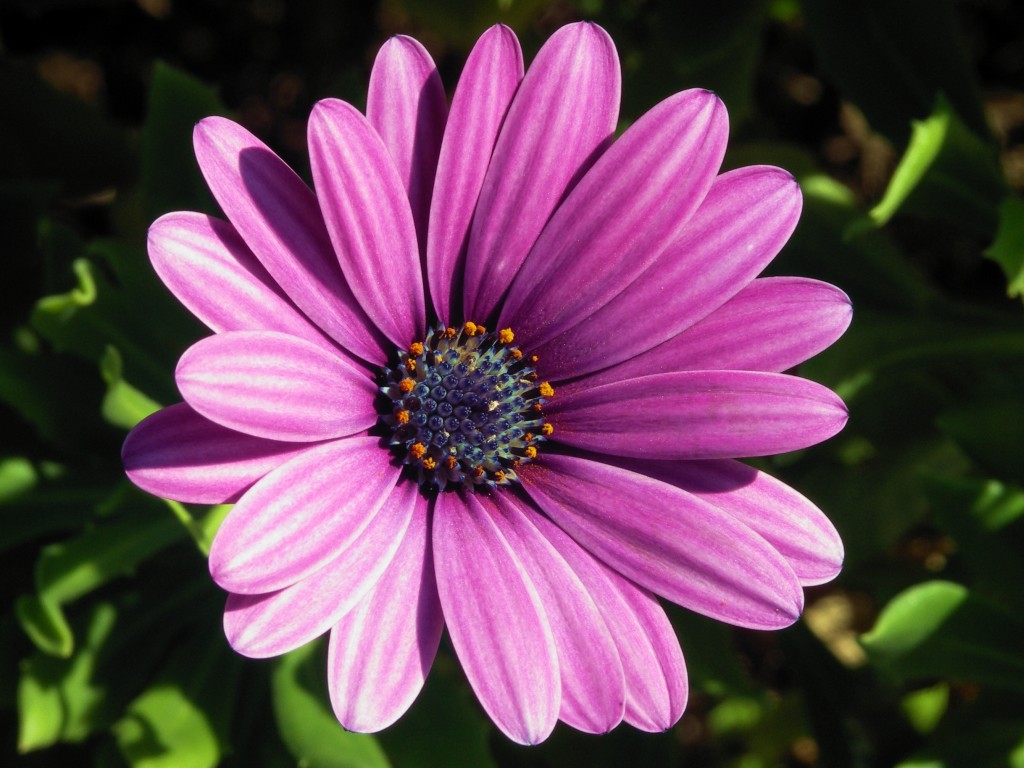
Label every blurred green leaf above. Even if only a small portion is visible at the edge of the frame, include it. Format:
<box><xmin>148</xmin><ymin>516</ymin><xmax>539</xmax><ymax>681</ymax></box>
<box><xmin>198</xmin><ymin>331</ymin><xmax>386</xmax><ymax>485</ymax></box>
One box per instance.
<box><xmin>141</xmin><ymin>62</ymin><xmax>226</xmax><ymax>220</ymax></box>
<box><xmin>901</xmin><ymin>684</ymin><xmax>948</xmax><ymax>735</ymax></box>
<box><xmin>0</xmin><ymin>457</ymin><xmax>38</xmax><ymax>501</ymax></box>
<box><xmin>15</xmin><ymin>594</ymin><xmax>74</xmax><ymax>659</ymax></box>
<box><xmin>984</xmin><ymin>196</ymin><xmax>1024</xmax><ymax>300</ymax></box>
<box><xmin>937</xmin><ymin>400</ymin><xmax>1024</xmax><ymax>483</ymax></box>
<box><xmin>272</xmin><ymin>642</ymin><xmax>390</xmax><ymax>768</ymax></box>
<box><xmin>867</xmin><ymin>98</ymin><xmax>1006</xmax><ymax>238</ymax></box>
<box><xmin>862</xmin><ymin>581</ymin><xmax>1024</xmax><ymax>691</ymax></box>
<box><xmin>114</xmin><ymin>628</ymin><xmax>239</xmax><ymax>768</ymax></box>
<box><xmin>801</xmin><ymin>0</ymin><xmax>987</xmax><ymax>146</ymax></box>
<box><xmin>100</xmin><ymin>346</ymin><xmax>162</xmax><ymax>429</ymax></box>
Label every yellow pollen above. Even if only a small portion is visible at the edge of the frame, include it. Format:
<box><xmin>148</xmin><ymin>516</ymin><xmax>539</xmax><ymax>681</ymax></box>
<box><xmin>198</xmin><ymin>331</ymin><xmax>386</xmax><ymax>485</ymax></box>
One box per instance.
<box><xmin>408</xmin><ymin>341</ymin><xmax>424</xmax><ymax>356</ymax></box>
<box><xmin>409</xmin><ymin>442</ymin><xmax>426</xmax><ymax>459</ymax></box>
<box><xmin>539</xmin><ymin>382</ymin><xmax>555</xmax><ymax>398</ymax></box>
<box><xmin>524</xmin><ymin>446</ymin><xmax>538</xmax><ymax>459</ymax></box>
<box><xmin>473</xmin><ymin>467</ymin><xmax>485</xmax><ymax>478</ymax></box>
<box><xmin>477</xmin><ymin>325</ymin><xmax>487</xmax><ymax>334</ymax></box>
<box><xmin>463</xmin><ymin>321</ymin><xmax>478</xmax><ymax>336</ymax></box>
<box><xmin>524</xmin><ymin>432</ymin><xmax>534</xmax><ymax>442</ymax></box>
<box><xmin>511</xmin><ymin>349</ymin><xmax>523</xmax><ymax>360</ymax></box>
<box><xmin>541</xmin><ymin>423</ymin><xmax>554</xmax><ymax>436</ymax></box>
<box><xmin>443</xmin><ymin>326</ymin><xmax>457</xmax><ymax>339</ymax></box>
<box><xmin>399</xmin><ymin>378</ymin><xmax>415</xmax><ymax>393</ymax></box>
<box><xmin>395</xmin><ymin>410</ymin><xmax>410</xmax><ymax>424</ymax></box>
<box><xmin>404</xmin><ymin>358</ymin><xmax>417</xmax><ymax>372</ymax></box>
<box><xmin>446</xmin><ymin>456</ymin><xmax>458</xmax><ymax>470</ymax></box>
<box><xmin>422</xmin><ymin>456</ymin><xmax>437</xmax><ymax>471</ymax></box>
<box><xmin>526</xmin><ymin>372</ymin><xmax>538</xmax><ymax>381</ymax></box>
<box><xmin>512</xmin><ymin>459</ymin><xmax>521</xmax><ymax>468</ymax></box>
<box><xmin>531</xmin><ymin>355</ymin><xmax>539</xmax><ymax>363</ymax></box>
<box><xmin>499</xmin><ymin>328</ymin><xmax>515</xmax><ymax>344</ymax></box>
<box><xmin>532</xmin><ymin>403</ymin><xmax>543</xmax><ymax>413</ymax></box>
<box><xmin>493</xmin><ymin>470</ymin><xmax>506</xmax><ymax>483</ymax></box>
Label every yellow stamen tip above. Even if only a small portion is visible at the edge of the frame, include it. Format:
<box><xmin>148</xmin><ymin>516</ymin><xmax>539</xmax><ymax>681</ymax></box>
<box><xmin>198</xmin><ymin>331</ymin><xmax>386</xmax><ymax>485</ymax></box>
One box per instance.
<box><xmin>408</xmin><ymin>341</ymin><xmax>424</xmax><ymax>356</ymax></box>
<box><xmin>409</xmin><ymin>442</ymin><xmax>426</xmax><ymax>459</ymax></box>
<box><xmin>444</xmin><ymin>326</ymin><xmax>457</xmax><ymax>339</ymax></box>
<box><xmin>405</xmin><ymin>358</ymin><xmax>417</xmax><ymax>372</ymax></box>
<box><xmin>422</xmin><ymin>456</ymin><xmax>437</xmax><ymax>470</ymax></box>
<box><xmin>399</xmin><ymin>378</ymin><xmax>415</xmax><ymax>393</ymax></box>
<box><xmin>530</xmin><ymin>355</ymin><xmax>539</xmax><ymax>363</ymax></box>
<box><xmin>446</xmin><ymin>456</ymin><xmax>458</xmax><ymax>470</ymax></box>
<box><xmin>524</xmin><ymin>446</ymin><xmax>538</xmax><ymax>459</ymax></box>
<box><xmin>395</xmin><ymin>409</ymin><xmax>410</xmax><ymax>424</ymax></box>
<box><xmin>512</xmin><ymin>349</ymin><xmax>523</xmax><ymax>360</ymax></box>
<box><xmin>499</xmin><ymin>328</ymin><xmax>515</xmax><ymax>344</ymax></box>
<box><xmin>463</xmin><ymin>321</ymin><xmax>478</xmax><ymax>336</ymax></box>
<box><xmin>473</xmin><ymin>466</ymin><xmax>485</xmax><ymax>478</ymax></box>
<box><xmin>541</xmin><ymin>423</ymin><xmax>554</xmax><ymax>436</ymax></box>
<box><xmin>539</xmin><ymin>382</ymin><xmax>555</xmax><ymax>398</ymax></box>
<box><xmin>494</xmin><ymin>470</ymin><xmax>506</xmax><ymax>483</ymax></box>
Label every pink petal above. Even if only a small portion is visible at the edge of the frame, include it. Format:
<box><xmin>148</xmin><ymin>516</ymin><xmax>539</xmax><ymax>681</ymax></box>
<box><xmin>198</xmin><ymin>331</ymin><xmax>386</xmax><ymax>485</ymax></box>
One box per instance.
<box><xmin>490</xmin><ymin>492</ymin><xmax>625</xmax><ymax>734</ymax></box>
<box><xmin>175</xmin><ymin>331</ymin><xmax>377</xmax><ymax>443</ymax></box>
<box><xmin>209</xmin><ymin>437</ymin><xmax>400</xmax><ymax>594</ymax></box>
<box><xmin>578</xmin><ymin>277</ymin><xmax>853</xmax><ymax>388</ymax></box>
<box><xmin>523</xmin><ymin>455</ymin><xmax>804</xmax><ymax>630</ymax></box>
<box><xmin>427</xmin><ymin>25</ymin><xmax>523</xmax><ymax>324</ymax></box>
<box><xmin>328</xmin><ymin>494</ymin><xmax>443</xmax><ymax>732</ymax></box>
<box><xmin>530</xmin><ymin>166</ymin><xmax>800</xmax><ymax>379</ymax></box>
<box><xmin>549</xmin><ymin>371</ymin><xmax>848</xmax><ymax>460</ymax></box>
<box><xmin>222</xmin><ymin>480</ymin><xmax>419</xmax><ymax>658</ymax></box>
<box><xmin>192</xmin><ymin>117</ymin><xmax>387</xmax><ymax>364</ymax></box>
<box><xmin>501</xmin><ymin>89</ymin><xmax>729</xmax><ymax>352</ymax></box>
<box><xmin>432</xmin><ymin>492</ymin><xmax>559</xmax><ymax>745</ymax></box>
<box><xmin>636</xmin><ymin>459</ymin><xmax>844</xmax><ymax>586</ymax></box>
<box><xmin>122</xmin><ymin>402</ymin><xmax>318</xmax><ymax>504</ymax></box>
<box><xmin>308</xmin><ymin>99</ymin><xmax>425</xmax><ymax>348</ymax></box>
<box><xmin>367</xmin><ymin>35</ymin><xmax>448</xmax><ymax>250</ymax></box>
<box><xmin>462</xmin><ymin>21</ymin><xmax>620</xmax><ymax>322</ymax></box>
<box><xmin>527</xmin><ymin>510</ymin><xmax>686</xmax><ymax>730</ymax></box>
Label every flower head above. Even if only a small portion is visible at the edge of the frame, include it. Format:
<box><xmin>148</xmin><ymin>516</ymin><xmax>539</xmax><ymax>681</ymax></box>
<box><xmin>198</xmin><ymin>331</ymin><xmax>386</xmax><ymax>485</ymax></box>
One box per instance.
<box><xmin>123</xmin><ymin>22</ymin><xmax>851</xmax><ymax>744</ymax></box>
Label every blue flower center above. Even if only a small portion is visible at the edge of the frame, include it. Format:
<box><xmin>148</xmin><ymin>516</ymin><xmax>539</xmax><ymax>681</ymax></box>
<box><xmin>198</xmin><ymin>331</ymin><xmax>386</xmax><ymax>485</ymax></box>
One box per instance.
<box><xmin>380</xmin><ymin>322</ymin><xmax>553</xmax><ymax>490</ymax></box>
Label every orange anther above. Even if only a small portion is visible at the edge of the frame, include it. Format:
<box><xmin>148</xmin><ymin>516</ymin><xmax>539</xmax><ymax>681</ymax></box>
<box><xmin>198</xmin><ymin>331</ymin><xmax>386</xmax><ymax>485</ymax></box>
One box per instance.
<box><xmin>395</xmin><ymin>410</ymin><xmax>410</xmax><ymax>424</ymax></box>
<box><xmin>399</xmin><ymin>378</ymin><xmax>415</xmax><ymax>393</ymax></box>
<box><xmin>409</xmin><ymin>442</ymin><xmax>426</xmax><ymax>459</ymax></box>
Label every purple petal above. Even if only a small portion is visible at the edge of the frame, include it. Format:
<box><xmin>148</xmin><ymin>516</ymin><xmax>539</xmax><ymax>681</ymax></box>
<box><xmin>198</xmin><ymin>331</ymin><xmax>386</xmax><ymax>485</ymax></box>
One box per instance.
<box><xmin>222</xmin><ymin>480</ymin><xmax>419</xmax><ymax>658</ymax></box>
<box><xmin>308</xmin><ymin>99</ymin><xmax>425</xmax><ymax>348</ymax></box>
<box><xmin>175</xmin><ymin>331</ymin><xmax>377</xmax><ymax>443</ymax></box>
<box><xmin>462</xmin><ymin>22</ymin><xmax>620</xmax><ymax>322</ymax></box>
<box><xmin>523</xmin><ymin>455</ymin><xmax>804</xmax><ymax>630</ymax></box>
<box><xmin>328</xmin><ymin>494</ymin><xmax>443</xmax><ymax>732</ymax></box>
<box><xmin>432</xmin><ymin>492</ymin><xmax>559</xmax><ymax>745</ymax></box>
<box><xmin>526</xmin><ymin>509</ymin><xmax>686</xmax><ymax>730</ymax></box>
<box><xmin>367</xmin><ymin>35</ymin><xmax>448</xmax><ymax>249</ymax></box>
<box><xmin>579</xmin><ymin>277</ymin><xmax>853</xmax><ymax>388</ymax></box>
<box><xmin>122</xmin><ymin>402</ymin><xmax>317</xmax><ymax>504</ymax></box>
<box><xmin>636</xmin><ymin>459</ymin><xmax>843</xmax><ymax>586</ymax></box>
<box><xmin>549</xmin><ymin>371</ymin><xmax>848</xmax><ymax>460</ymax></box>
<box><xmin>530</xmin><ymin>166</ymin><xmax>800</xmax><ymax>379</ymax></box>
<box><xmin>501</xmin><ymin>89</ymin><xmax>729</xmax><ymax>351</ymax></box>
<box><xmin>491</xmin><ymin>492</ymin><xmax>625</xmax><ymax>734</ymax></box>
<box><xmin>209</xmin><ymin>436</ymin><xmax>400</xmax><ymax>594</ymax></box>
<box><xmin>427</xmin><ymin>25</ymin><xmax>523</xmax><ymax>324</ymax></box>
<box><xmin>192</xmin><ymin>117</ymin><xmax>387</xmax><ymax>364</ymax></box>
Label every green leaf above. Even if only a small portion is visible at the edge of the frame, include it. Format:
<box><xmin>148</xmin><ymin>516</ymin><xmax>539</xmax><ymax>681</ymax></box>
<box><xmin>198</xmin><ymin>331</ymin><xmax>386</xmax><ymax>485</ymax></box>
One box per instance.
<box><xmin>901</xmin><ymin>684</ymin><xmax>949</xmax><ymax>735</ymax></box>
<box><xmin>861</xmin><ymin>581</ymin><xmax>1024</xmax><ymax>691</ymax></box>
<box><xmin>984</xmin><ymin>196</ymin><xmax>1024</xmax><ymax>300</ymax></box>
<box><xmin>802</xmin><ymin>0</ymin><xmax>988</xmax><ymax>146</ymax></box>
<box><xmin>272</xmin><ymin>643</ymin><xmax>391</xmax><ymax>768</ymax></box>
<box><xmin>100</xmin><ymin>346</ymin><xmax>161</xmax><ymax>429</ymax></box>
<box><xmin>141</xmin><ymin>62</ymin><xmax>226</xmax><ymax>220</ymax></box>
<box><xmin>867</xmin><ymin>98</ymin><xmax>1006</xmax><ymax>238</ymax></box>
<box><xmin>0</xmin><ymin>456</ymin><xmax>38</xmax><ymax>501</ymax></box>
<box><xmin>15</xmin><ymin>594</ymin><xmax>74</xmax><ymax>658</ymax></box>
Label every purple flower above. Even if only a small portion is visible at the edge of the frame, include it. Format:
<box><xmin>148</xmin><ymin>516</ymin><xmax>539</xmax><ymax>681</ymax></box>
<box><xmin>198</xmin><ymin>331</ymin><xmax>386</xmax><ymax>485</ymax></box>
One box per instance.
<box><xmin>122</xmin><ymin>23</ymin><xmax>851</xmax><ymax>744</ymax></box>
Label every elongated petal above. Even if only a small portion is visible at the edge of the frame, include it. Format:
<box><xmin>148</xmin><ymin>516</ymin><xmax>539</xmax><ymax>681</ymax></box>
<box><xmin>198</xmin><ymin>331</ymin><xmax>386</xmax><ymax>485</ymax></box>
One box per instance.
<box><xmin>501</xmin><ymin>89</ymin><xmax>729</xmax><ymax>351</ymax></box>
<box><xmin>223</xmin><ymin>480</ymin><xmax>419</xmax><ymax>657</ymax></box>
<box><xmin>193</xmin><ymin>117</ymin><xmax>387</xmax><ymax>363</ymax></box>
<box><xmin>531</xmin><ymin>166</ymin><xmax>799</xmax><ymax>379</ymax></box>
<box><xmin>428</xmin><ymin>25</ymin><xmax>523</xmax><ymax>323</ymax></box>
<box><xmin>523</xmin><ymin>455</ymin><xmax>803</xmax><ymax>629</ymax></box>
<box><xmin>308</xmin><ymin>99</ymin><xmax>425</xmax><ymax>347</ymax></box>
<box><xmin>176</xmin><ymin>331</ymin><xmax>377</xmax><ymax>442</ymax></box>
<box><xmin>636</xmin><ymin>459</ymin><xmax>844</xmax><ymax>586</ymax></box>
<box><xmin>490</xmin><ymin>493</ymin><xmax>625</xmax><ymax>733</ymax></box>
<box><xmin>526</xmin><ymin>510</ymin><xmax>686</xmax><ymax>730</ymax></box>
<box><xmin>549</xmin><ymin>371</ymin><xmax>847</xmax><ymax>460</ymax></box>
<box><xmin>579</xmin><ymin>278</ymin><xmax>853</xmax><ymax>388</ymax></box>
<box><xmin>433</xmin><ymin>492</ymin><xmax>559</xmax><ymax>745</ymax></box>
<box><xmin>122</xmin><ymin>402</ymin><xmax>317</xmax><ymax>504</ymax></box>
<box><xmin>148</xmin><ymin>212</ymin><xmax>346</xmax><ymax>354</ymax></box>
<box><xmin>328</xmin><ymin>495</ymin><xmax>443</xmax><ymax>731</ymax></box>
<box><xmin>209</xmin><ymin>437</ymin><xmax>400</xmax><ymax>594</ymax></box>
<box><xmin>463</xmin><ymin>22</ymin><xmax>620</xmax><ymax>321</ymax></box>
<box><xmin>367</xmin><ymin>35</ymin><xmax>447</xmax><ymax>248</ymax></box>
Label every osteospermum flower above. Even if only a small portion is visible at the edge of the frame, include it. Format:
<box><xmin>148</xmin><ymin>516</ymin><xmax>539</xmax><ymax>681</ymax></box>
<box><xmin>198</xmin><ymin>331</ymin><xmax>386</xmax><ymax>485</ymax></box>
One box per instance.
<box><xmin>123</xmin><ymin>22</ymin><xmax>851</xmax><ymax>744</ymax></box>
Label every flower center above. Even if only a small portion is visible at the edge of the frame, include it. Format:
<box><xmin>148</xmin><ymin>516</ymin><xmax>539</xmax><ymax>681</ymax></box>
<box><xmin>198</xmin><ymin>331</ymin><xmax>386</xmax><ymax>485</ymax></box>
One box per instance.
<box><xmin>380</xmin><ymin>322</ymin><xmax>553</xmax><ymax>490</ymax></box>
